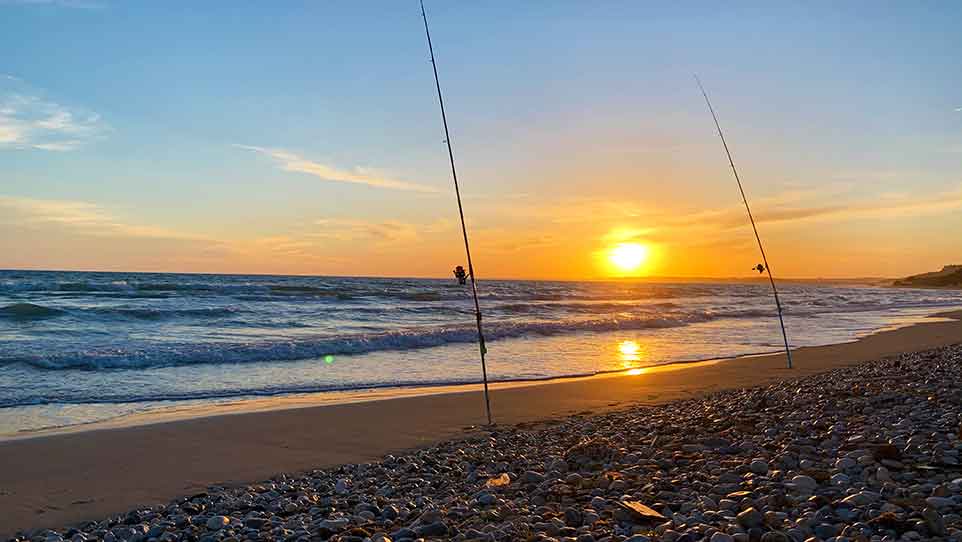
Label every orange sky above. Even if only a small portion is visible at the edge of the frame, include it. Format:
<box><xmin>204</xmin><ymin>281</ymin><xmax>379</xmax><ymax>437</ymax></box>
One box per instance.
<box><xmin>3</xmin><ymin>178</ymin><xmax>961</xmax><ymax>280</ymax></box>
<box><xmin>2</xmin><ymin>3</ymin><xmax>961</xmax><ymax>280</ymax></box>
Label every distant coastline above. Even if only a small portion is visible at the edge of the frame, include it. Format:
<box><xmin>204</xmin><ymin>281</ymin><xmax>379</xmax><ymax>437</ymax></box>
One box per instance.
<box><xmin>893</xmin><ymin>265</ymin><xmax>962</xmax><ymax>289</ymax></box>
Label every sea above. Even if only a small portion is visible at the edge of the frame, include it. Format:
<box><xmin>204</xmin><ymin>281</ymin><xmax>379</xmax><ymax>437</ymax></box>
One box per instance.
<box><xmin>2</xmin><ymin>270</ymin><xmax>961</xmax><ymax>436</ymax></box>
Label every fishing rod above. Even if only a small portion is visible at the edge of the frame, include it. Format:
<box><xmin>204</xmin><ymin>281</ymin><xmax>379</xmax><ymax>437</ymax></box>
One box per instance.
<box><xmin>695</xmin><ymin>75</ymin><xmax>793</xmax><ymax>369</ymax></box>
<box><xmin>419</xmin><ymin>0</ymin><xmax>493</xmax><ymax>424</ymax></box>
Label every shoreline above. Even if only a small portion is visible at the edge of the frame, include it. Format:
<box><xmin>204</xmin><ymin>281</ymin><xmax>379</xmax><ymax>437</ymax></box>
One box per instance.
<box><xmin>5</xmin><ymin>309</ymin><xmax>953</xmax><ymax>441</ymax></box>
<box><xmin>1</xmin><ymin>310</ymin><xmax>961</xmax><ymax>537</ymax></box>
<box><xmin>3</xmin><ymin>356</ymin><xmax>737</xmax><ymax>442</ymax></box>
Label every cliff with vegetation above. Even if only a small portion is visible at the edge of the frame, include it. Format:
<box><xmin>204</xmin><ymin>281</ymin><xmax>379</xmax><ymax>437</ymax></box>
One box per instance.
<box><xmin>893</xmin><ymin>265</ymin><xmax>962</xmax><ymax>288</ymax></box>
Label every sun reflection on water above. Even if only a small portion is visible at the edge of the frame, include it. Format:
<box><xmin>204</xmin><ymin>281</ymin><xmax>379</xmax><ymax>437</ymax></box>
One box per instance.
<box><xmin>618</xmin><ymin>339</ymin><xmax>648</xmax><ymax>375</ymax></box>
<box><xmin>618</xmin><ymin>340</ymin><xmax>641</xmax><ymax>361</ymax></box>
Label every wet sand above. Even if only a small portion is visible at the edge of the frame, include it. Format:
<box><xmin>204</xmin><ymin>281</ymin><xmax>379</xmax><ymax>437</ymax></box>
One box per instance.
<box><xmin>1</xmin><ymin>310</ymin><xmax>960</xmax><ymax>537</ymax></box>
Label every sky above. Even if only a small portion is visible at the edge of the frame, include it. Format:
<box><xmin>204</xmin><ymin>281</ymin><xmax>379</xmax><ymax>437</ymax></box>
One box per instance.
<box><xmin>1</xmin><ymin>1</ymin><xmax>960</xmax><ymax>280</ymax></box>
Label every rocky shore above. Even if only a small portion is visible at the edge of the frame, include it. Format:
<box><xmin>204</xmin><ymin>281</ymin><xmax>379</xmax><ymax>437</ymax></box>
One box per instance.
<box><xmin>10</xmin><ymin>344</ymin><xmax>962</xmax><ymax>542</ymax></box>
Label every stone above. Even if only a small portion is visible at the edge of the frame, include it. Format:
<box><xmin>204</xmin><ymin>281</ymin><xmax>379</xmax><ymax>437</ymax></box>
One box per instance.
<box><xmin>840</xmin><ymin>491</ymin><xmax>878</xmax><ymax>506</ymax></box>
<box><xmin>830</xmin><ymin>473</ymin><xmax>850</xmax><ymax>485</ymax></box>
<box><xmin>614</xmin><ymin>500</ymin><xmax>667</xmax><ymax>523</ymax></box>
<box><xmin>318</xmin><ymin>518</ymin><xmax>350</xmax><ymax>532</ymax></box>
<box><xmin>813</xmin><ymin>523</ymin><xmax>838</xmax><ymax>539</ymax></box>
<box><xmin>548</xmin><ymin>458</ymin><xmax>569</xmax><ymax>473</ymax></box>
<box><xmin>484</xmin><ymin>473</ymin><xmax>510</xmax><ymax>488</ymax></box>
<box><xmin>15</xmin><ymin>346</ymin><xmax>962</xmax><ymax>542</ymax></box>
<box><xmin>414</xmin><ymin>521</ymin><xmax>448</xmax><ymax>537</ymax></box>
<box><xmin>564</xmin><ymin>507</ymin><xmax>583</xmax><ymax>527</ymax></box>
<box><xmin>923</xmin><ymin>507</ymin><xmax>947</xmax><ymax>535</ymax></box>
<box><xmin>835</xmin><ymin>457</ymin><xmax>856</xmax><ymax>470</ymax></box>
<box><xmin>381</xmin><ymin>504</ymin><xmax>400</xmax><ymax>520</ymax></box>
<box><xmin>736</xmin><ymin>507</ymin><xmax>764</xmax><ymax>529</ymax></box>
<box><xmin>389</xmin><ymin>527</ymin><xmax>416</xmax><ymax>540</ymax></box>
<box><xmin>205</xmin><ymin>516</ymin><xmax>229</xmax><ymax>531</ymax></box>
<box><xmin>789</xmin><ymin>475</ymin><xmax>817</xmax><ymax>492</ymax></box>
<box><xmin>521</xmin><ymin>470</ymin><xmax>546</xmax><ymax>484</ymax></box>
<box><xmin>243</xmin><ymin>517</ymin><xmax>267</xmax><ymax>530</ymax></box>
<box><xmin>925</xmin><ymin>496</ymin><xmax>954</xmax><ymax>509</ymax></box>
<box><xmin>477</xmin><ymin>492</ymin><xmax>498</xmax><ymax>506</ymax></box>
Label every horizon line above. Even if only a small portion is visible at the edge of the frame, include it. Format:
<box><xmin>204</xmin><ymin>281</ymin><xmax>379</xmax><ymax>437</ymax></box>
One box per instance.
<box><xmin>0</xmin><ymin>266</ymin><xmax>901</xmax><ymax>283</ymax></box>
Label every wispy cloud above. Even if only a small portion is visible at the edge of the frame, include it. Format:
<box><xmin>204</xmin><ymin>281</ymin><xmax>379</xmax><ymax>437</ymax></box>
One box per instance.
<box><xmin>0</xmin><ymin>0</ymin><xmax>104</xmax><ymax>8</ymax></box>
<box><xmin>482</xmin><ymin>182</ymin><xmax>962</xmax><ymax>260</ymax></box>
<box><xmin>0</xmin><ymin>196</ymin><xmax>203</xmax><ymax>240</ymax></box>
<box><xmin>235</xmin><ymin>145</ymin><xmax>439</xmax><ymax>193</ymax></box>
<box><xmin>955</xmin><ymin>107</ymin><xmax>962</xmax><ymax>112</ymax></box>
<box><xmin>1</xmin><ymin>193</ymin><xmax>457</xmax><ymax>257</ymax></box>
<box><xmin>312</xmin><ymin>217</ymin><xmax>452</xmax><ymax>244</ymax></box>
<box><xmin>676</xmin><ymin>185</ymin><xmax>962</xmax><ymax>231</ymax></box>
<box><xmin>526</xmin><ymin>182</ymin><xmax>961</xmax><ymax>233</ymax></box>
<box><xmin>477</xmin><ymin>230</ymin><xmax>564</xmax><ymax>253</ymax></box>
<box><xmin>0</xmin><ymin>79</ymin><xmax>107</xmax><ymax>151</ymax></box>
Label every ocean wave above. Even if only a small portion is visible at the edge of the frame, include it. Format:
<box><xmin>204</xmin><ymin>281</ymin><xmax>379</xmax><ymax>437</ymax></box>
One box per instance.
<box><xmin>397</xmin><ymin>292</ymin><xmax>443</xmax><ymax>301</ymax></box>
<box><xmin>269</xmin><ymin>285</ymin><xmax>346</xmax><ymax>297</ymax></box>
<box><xmin>5</xmin><ymin>297</ymin><xmax>962</xmax><ymax>370</ymax></box>
<box><xmin>0</xmin><ymin>303</ymin><xmax>65</xmax><ymax>320</ymax></box>
<box><xmin>491</xmin><ymin>301</ymin><xmax>679</xmax><ymax>315</ymax></box>
<box><xmin>0</xmin><ymin>303</ymin><xmax>239</xmax><ymax>321</ymax></box>
<box><xmin>1</xmin><ymin>277</ymin><xmax>461</xmax><ymax>302</ymax></box>
<box><xmin>0</xmin><ymin>349</ymin><xmax>789</xmax><ymax>409</ymax></box>
<box><xmin>94</xmin><ymin>306</ymin><xmax>240</xmax><ymax>320</ymax></box>
<box><xmin>1</xmin><ymin>312</ymin><xmax>714</xmax><ymax>371</ymax></box>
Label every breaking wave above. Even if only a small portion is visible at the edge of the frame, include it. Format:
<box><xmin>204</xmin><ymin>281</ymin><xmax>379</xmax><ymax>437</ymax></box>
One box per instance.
<box><xmin>2</xmin><ymin>311</ymin><xmax>725</xmax><ymax>370</ymax></box>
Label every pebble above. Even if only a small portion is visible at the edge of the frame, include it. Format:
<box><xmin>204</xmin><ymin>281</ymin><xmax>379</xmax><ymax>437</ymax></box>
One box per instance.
<box><xmin>923</xmin><ymin>506</ymin><xmax>947</xmax><ymax>536</ymax></box>
<box><xmin>521</xmin><ymin>470</ymin><xmax>546</xmax><ymax>484</ymax></box>
<box><xmin>204</xmin><ymin>516</ymin><xmax>229</xmax><ymax>530</ymax></box>
<box><xmin>10</xmin><ymin>345</ymin><xmax>962</xmax><ymax>542</ymax></box>
<box><xmin>790</xmin><ymin>475</ymin><xmax>817</xmax><ymax>492</ymax></box>
<box><xmin>836</xmin><ymin>457</ymin><xmax>856</xmax><ymax>470</ymax></box>
<box><xmin>736</xmin><ymin>507</ymin><xmax>764</xmax><ymax>529</ymax></box>
<box><xmin>925</xmin><ymin>496</ymin><xmax>955</xmax><ymax>509</ymax></box>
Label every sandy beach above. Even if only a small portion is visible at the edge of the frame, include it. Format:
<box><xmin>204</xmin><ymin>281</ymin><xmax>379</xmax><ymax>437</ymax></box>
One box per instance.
<box><xmin>1</xmin><ymin>310</ymin><xmax>960</xmax><ymax>537</ymax></box>
<box><xmin>8</xmin><ymin>2</ymin><xmax>962</xmax><ymax>539</ymax></box>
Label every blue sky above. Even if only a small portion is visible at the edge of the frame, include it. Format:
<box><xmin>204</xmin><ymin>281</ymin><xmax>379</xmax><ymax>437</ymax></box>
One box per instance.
<box><xmin>1</xmin><ymin>1</ymin><xmax>960</xmax><ymax>278</ymax></box>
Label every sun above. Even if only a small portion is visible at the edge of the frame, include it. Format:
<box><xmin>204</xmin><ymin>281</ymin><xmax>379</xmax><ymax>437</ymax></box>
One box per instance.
<box><xmin>607</xmin><ymin>242</ymin><xmax>649</xmax><ymax>274</ymax></box>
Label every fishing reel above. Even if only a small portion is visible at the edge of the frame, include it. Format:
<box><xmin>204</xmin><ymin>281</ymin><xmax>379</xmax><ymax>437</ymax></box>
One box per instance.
<box><xmin>453</xmin><ymin>265</ymin><xmax>468</xmax><ymax>285</ymax></box>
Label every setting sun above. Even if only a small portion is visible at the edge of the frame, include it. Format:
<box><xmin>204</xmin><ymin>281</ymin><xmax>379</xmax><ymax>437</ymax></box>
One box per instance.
<box><xmin>607</xmin><ymin>243</ymin><xmax>649</xmax><ymax>274</ymax></box>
